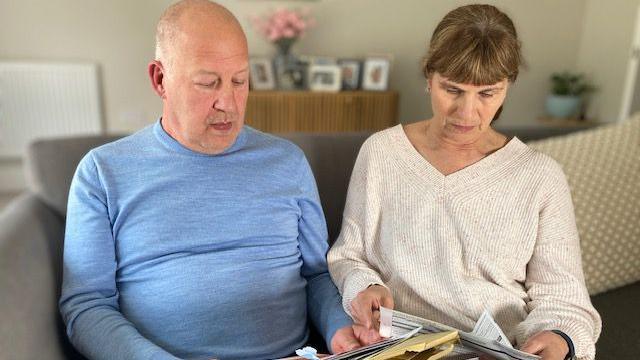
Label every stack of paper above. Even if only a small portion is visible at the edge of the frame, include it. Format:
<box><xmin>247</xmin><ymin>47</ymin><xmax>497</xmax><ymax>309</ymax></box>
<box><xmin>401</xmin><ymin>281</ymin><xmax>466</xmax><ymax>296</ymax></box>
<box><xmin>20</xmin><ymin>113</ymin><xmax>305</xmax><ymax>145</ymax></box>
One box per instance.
<box><xmin>313</xmin><ymin>308</ymin><xmax>540</xmax><ymax>360</ymax></box>
<box><xmin>378</xmin><ymin>307</ymin><xmax>540</xmax><ymax>360</ymax></box>
<box><xmin>321</xmin><ymin>329</ymin><xmax>458</xmax><ymax>360</ymax></box>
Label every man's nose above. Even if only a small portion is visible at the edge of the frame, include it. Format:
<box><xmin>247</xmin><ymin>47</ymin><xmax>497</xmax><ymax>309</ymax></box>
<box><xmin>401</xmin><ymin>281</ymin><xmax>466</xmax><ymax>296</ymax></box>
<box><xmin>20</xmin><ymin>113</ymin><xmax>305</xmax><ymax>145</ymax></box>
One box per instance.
<box><xmin>213</xmin><ymin>83</ymin><xmax>236</xmax><ymax>113</ymax></box>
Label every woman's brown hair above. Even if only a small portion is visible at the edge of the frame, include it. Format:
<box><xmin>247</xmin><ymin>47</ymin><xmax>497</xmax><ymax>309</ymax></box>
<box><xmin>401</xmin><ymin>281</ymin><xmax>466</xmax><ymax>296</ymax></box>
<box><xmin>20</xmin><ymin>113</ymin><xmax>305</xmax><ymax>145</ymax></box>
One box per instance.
<box><xmin>423</xmin><ymin>4</ymin><xmax>523</xmax><ymax>85</ymax></box>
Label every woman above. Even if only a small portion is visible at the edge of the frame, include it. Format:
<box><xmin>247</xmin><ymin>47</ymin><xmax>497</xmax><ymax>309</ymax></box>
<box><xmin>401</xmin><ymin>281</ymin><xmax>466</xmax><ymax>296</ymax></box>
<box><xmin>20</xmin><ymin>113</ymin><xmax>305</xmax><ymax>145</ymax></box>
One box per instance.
<box><xmin>327</xmin><ymin>4</ymin><xmax>601</xmax><ymax>360</ymax></box>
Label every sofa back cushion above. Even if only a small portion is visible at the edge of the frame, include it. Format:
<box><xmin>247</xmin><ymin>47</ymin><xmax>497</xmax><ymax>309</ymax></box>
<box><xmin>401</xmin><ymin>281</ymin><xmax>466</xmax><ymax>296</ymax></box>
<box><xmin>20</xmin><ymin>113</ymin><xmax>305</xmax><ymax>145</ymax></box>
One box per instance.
<box><xmin>26</xmin><ymin>135</ymin><xmax>124</xmax><ymax>216</ymax></box>
<box><xmin>281</xmin><ymin>132</ymin><xmax>370</xmax><ymax>244</ymax></box>
<box><xmin>25</xmin><ymin>131</ymin><xmax>369</xmax><ymax>243</ymax></box>
<box><xmin>529</xmin><ymin>116</ymin><xmax>640</xmax><ymax>295</ymax></box>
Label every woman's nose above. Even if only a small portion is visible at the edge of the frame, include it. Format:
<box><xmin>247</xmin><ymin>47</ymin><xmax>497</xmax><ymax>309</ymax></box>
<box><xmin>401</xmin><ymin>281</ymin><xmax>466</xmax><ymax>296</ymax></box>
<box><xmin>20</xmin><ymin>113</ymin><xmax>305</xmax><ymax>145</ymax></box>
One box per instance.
<box><xmin>455</xmin><ymin>95</ymin><xmax>476</xmax><ymax>120</ymax></box>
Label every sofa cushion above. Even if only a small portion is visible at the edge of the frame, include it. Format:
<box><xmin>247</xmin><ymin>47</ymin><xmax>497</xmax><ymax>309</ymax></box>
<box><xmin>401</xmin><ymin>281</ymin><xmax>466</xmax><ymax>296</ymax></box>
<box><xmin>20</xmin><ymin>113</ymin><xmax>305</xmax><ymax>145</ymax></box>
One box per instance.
<box><xmin>279</xmin><ymin>132</ymin><xmax>371</xmax><ymax>244</ymax></box>
<box><xmin>0</xmin><ymin>194</ymin><xmax>66</xmax><ymax>359</ymax></box>
<box><xmin>25</xmin><ymin>135</ymin><xmax>123</xmax><ymax>216</ymax></box>
<box><xmin>529</xmin><ymin>116</ymin><xmax>640</xmax><ymax>295</ymax></box>
<box><xmin>590</xmin><ymin>282</ymin><xmax>640</xmax><ymax>359</ymax></box>
<box><xmin>24</xmin><ymin>131</ymin><xmax>370</xmax><ymax>244</ymax></box>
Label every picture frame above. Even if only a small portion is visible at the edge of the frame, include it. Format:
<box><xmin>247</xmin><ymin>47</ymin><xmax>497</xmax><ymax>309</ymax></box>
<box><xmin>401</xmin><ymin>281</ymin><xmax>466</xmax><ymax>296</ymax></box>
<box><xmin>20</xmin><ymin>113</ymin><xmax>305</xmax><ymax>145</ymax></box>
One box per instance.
<box><xmin>362</xmin><ymin>57</ymin><xmax>391</xmax><ymax>91</ymax></box>
<box><xmin>282</xmin><ymin>59</ymin><xmax>310</xmax><ymax>90</ymax></box>
<box><xmin>308</xmin><ymin>64</ymin><xmax>342</xmax><ymax>92</ymax></box>
<box><xmin>338</xmin><ymin>59</ymin><xmax>361</xmax><ymax>91</ymax></box>
<box><xmin>249</xmin><ymin>57</ymin><xmax>276</xmax><ymax>90</ymax></box>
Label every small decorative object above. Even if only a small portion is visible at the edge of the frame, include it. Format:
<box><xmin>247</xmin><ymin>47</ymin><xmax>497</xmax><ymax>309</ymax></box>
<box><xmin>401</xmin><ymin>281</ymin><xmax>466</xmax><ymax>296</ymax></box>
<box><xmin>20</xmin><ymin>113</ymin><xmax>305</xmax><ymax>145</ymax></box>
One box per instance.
<box><xmin>545</xmin><ymin>71</ymin><xmax>595</xmax><ymax>118</ymax></box>
<box><xmin>362</xmin><ymin>57</ymin><xmax>391</xmax><ymax>91</ymax></box>
<box><xmin>295</xmin><ymin>346</ymin><xmax>321</xmax><ymax>360</ymax></box>
<box><xmin>338</xmin><ymin>59</ymin><xmax>361</xmax><ymax>90</ymax></box>
<box><xmin>249</xmin><ymin>57</ymin><xmax>276</xmax><ymax>90</ymax></box>
<box><xmin>309</xmin><ymin>64</ymin><xmax>341</xmax><ymax>92</ymax></box>
<box><xmin>251</xmin><ymin>8</ymin><xmax>315</xmax><ymax>90</ymax></box>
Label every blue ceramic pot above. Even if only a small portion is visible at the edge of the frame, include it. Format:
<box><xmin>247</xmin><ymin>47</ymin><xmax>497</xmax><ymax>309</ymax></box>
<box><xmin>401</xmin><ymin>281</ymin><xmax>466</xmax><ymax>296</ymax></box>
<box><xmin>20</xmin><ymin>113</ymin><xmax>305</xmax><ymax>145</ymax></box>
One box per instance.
<box><xmin>545</xmin><ymin>95</ymin><xmax>582</xmax><ymax>118</ymax></box>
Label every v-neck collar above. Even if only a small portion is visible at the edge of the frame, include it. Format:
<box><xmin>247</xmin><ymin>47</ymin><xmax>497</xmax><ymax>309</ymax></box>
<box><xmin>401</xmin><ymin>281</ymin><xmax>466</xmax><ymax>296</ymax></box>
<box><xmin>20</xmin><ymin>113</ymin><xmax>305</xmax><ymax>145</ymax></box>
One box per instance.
<box><xmin>388</xmin><ymin>124</ymin><xmax>529</xmax><ymax>192</ymax></box>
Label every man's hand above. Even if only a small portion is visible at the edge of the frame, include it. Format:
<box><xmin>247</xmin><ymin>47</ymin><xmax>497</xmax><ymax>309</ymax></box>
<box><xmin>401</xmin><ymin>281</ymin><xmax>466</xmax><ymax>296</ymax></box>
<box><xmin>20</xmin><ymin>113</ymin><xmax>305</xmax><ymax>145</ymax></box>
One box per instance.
<box><xmin>349</xmin><ymin>285</ymin><xmax>394</xmax><ymax>344</ymax></box>
<box><xmin>330</xmin><ymin>325</ymin><xmax>362</xmax><ymax>354</ymax></box>
<box><xmin>520</xmin><ymin>331</ymin><xmax>569</xmax><ymax>360</ymax></box>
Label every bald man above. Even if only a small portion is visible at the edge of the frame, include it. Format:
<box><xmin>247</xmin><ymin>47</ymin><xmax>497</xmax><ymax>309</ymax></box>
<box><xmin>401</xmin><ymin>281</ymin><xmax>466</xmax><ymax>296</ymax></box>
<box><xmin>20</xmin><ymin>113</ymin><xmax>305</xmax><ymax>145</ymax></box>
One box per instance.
<box><xmin>59</xmin><ymin>1</ymin><xmax>360</xmax><ymax>359</ymax></box>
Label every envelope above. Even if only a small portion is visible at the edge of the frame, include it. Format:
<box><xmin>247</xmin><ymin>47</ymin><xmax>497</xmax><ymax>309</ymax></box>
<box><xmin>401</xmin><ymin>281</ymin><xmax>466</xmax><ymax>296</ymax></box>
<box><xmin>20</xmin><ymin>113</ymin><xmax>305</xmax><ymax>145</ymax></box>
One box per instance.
<box><xmin>364</xmin><ymin>330</ymin><xmax>458</xmax><ymax>360</ymax></box>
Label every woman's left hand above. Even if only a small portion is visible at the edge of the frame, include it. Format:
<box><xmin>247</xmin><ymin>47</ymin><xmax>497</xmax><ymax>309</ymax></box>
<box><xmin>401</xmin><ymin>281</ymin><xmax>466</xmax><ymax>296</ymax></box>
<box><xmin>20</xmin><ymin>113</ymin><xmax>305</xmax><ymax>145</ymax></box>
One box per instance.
<box><xmin>519</xmin><ymin>331</ymin><xmax>570</xmax><ymax>360</ymax></box>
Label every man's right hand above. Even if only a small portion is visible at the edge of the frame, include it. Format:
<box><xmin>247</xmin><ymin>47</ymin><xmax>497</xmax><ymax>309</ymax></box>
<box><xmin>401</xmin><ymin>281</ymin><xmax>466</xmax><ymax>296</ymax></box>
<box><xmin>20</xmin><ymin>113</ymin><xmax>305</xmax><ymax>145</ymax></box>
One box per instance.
<box><xmin>349</xmin><ymin>285</ymin><xmax>394</xmax><ymax>345</ymax></box>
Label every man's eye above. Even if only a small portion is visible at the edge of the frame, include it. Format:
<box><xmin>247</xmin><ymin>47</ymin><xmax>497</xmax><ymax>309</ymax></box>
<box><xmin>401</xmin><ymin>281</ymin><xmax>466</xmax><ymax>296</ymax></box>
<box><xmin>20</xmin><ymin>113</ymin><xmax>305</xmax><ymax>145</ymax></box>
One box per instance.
<box><xmin>197</xmin><ymin>80</ymin><xmax>218</xmax><ymax>87</ymax></box>
<box><xmin>232</xmin><ymin>79</ymin><xmax>247</xmax><ymax>86</ymax></box>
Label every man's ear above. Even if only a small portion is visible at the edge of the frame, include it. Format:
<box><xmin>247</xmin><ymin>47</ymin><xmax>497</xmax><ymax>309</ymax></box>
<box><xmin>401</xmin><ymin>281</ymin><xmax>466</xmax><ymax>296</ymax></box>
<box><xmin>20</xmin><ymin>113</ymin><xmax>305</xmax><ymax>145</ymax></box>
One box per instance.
<box><xmin>148</xmin><ymin>60</ymin><xmax>166</xmax><ymax>98</ymax></box>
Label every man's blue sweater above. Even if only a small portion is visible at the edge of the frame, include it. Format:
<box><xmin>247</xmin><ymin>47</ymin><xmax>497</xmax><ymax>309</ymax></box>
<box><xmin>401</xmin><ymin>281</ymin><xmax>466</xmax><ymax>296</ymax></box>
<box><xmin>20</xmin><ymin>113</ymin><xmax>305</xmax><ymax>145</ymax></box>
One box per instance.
<box><xmin>59</xmin><ymin>120</ymin><xmax>351</xmax><ymax>359</ymax></box>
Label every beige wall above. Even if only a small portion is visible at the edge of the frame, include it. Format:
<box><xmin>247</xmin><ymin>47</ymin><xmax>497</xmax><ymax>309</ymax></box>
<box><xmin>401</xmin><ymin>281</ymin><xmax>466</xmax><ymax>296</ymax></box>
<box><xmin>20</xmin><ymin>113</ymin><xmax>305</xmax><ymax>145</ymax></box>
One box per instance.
<box><xmin>222</xmin><ymin>0</ymin><xmax>587</xmax><ymax>126</ymax></box>
<box><xmin>0</xmin><ymin>0</ymin><xmax>632</xmax><ymax>191</ymax></box>
<box><xmin>1</xmin><ymin>0</ymin><xmax>587</xmax><ymax>134</ymax></box>
<box><xmin>577</xmin><ymin>0</ymin><xmax>640</xmax><ymax>122</ymax></box>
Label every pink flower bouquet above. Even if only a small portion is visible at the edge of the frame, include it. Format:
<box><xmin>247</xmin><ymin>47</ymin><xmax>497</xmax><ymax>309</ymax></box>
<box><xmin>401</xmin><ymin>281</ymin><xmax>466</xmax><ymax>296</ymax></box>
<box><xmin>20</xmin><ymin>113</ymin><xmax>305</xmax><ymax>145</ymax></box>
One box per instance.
<box><xmin>251</xmin><ymin>8</ymin><xmax>315</xmax><ymax>43</ymax></box>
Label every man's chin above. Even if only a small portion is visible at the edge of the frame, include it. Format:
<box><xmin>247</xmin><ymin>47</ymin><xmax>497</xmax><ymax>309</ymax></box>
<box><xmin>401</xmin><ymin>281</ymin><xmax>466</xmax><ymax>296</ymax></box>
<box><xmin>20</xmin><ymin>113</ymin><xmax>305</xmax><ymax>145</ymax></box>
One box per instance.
<box><xmin>200</xmin><ymin>132</ymin><xmax>240</xmax><ymax>154</ymax></box>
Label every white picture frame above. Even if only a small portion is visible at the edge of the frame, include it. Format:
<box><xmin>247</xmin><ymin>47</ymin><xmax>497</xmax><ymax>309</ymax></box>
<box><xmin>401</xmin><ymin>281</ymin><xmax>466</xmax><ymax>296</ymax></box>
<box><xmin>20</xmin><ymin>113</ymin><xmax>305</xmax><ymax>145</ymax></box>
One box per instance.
<box><xmin>308</xmin><ymin>64</ymin><xmax>342</xmax><ymax>92</ymax></box>
<box><xmin>362</xmin><ymin>57</ymin><xmax>390</xmax><ymax>91</ymax></box>
<box><xmin>249</xmin><ymin>57</ymin><xmax>276</xmax><ymax>90</ymax></box>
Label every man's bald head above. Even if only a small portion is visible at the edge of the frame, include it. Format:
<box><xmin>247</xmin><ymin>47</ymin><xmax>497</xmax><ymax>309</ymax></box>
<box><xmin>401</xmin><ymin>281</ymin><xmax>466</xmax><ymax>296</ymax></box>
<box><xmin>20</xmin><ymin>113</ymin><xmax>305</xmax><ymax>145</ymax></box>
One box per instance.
<box><xmin>155</xmin><ymin>0</ymin><xmax>247</xmax><ymax>68</ymax></box>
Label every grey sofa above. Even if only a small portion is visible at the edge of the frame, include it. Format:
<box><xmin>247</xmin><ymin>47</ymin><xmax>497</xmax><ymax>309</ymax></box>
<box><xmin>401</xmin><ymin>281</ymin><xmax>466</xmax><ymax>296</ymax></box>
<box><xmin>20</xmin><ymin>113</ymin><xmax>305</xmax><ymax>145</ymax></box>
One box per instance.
<box><xmin>0</xmin><ymin>124</ymin><xmax>637</xmax><ymax>359</ymax></box>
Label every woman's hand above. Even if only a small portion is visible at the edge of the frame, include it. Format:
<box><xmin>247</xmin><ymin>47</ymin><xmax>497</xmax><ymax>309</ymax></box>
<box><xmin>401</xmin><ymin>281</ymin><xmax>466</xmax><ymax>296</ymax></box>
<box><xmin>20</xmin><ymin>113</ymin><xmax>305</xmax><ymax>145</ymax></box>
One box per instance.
<box><xmin>349</xmin><ymin>285</ymin><xmax>394</xmax><ymax>345</ymax></box>
<box><xmin>519</xmin><ymin>331</ymin><xmax>570</xmax><ymax>360</ymax></box>
<box><xmin>330</xmin><ymin>325</ymin><xmax>362</xmax><ymax>354</ymax></box>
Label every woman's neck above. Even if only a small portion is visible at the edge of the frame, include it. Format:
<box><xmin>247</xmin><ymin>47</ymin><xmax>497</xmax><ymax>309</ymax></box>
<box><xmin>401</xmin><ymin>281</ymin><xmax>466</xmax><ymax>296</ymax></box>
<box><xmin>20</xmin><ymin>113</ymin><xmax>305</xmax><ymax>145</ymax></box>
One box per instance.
<box><xmin>422</xmin><ymin>119</ymin><xmax>507</xmax><ymax>158</ymax></box>
<box><xmin>403</xmin><ymin>119</ymin><xmax>509</xmax><ymax>175</ymax></box>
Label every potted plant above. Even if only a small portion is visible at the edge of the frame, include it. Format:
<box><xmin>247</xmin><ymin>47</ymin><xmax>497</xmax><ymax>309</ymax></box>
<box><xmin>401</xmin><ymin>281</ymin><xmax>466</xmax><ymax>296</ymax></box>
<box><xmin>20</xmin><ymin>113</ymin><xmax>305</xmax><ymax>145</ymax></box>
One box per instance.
<box><xmin>545</xmin><ymin>71</ymin><xmax>595</xmax><ymax>118</ymax></box>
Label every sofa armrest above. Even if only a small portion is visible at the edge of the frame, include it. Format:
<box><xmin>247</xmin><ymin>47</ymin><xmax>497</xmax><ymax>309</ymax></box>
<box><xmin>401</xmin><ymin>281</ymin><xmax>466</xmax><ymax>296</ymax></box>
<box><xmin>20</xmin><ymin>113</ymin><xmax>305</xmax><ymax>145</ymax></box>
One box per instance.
<box><xmin>0</xmin><ymin>193</ymin><xmax>66</xmax><ymax>359</ymax></box>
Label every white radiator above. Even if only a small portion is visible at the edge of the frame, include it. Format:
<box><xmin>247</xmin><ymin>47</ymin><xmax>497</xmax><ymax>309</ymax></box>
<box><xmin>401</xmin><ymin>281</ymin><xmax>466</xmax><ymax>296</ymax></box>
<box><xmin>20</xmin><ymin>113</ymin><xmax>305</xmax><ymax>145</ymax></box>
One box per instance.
<box><xmin>0</xmin><ymin>62</ymin><xmax>103</xmax><ymax>158</ymax></box>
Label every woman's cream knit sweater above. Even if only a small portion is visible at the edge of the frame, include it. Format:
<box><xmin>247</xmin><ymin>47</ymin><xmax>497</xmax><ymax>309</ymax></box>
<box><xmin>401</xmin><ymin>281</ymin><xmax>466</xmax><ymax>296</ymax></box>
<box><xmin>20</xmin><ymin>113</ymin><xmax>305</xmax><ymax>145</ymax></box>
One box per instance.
<box><xmin>328</xmin><ymin>125</ymin><xmax>601</xmax><ymax>360</ymax></box>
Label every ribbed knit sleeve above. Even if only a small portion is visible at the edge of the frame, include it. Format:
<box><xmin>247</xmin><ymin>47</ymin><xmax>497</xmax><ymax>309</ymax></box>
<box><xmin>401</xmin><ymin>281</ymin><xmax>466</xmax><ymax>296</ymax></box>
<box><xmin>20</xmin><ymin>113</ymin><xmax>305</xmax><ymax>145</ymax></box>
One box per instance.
<box><xmin>514</xmin><ymin>160</ymin><xmax>602</xmax><ymax>360</ymax></box>
<box><xmin>328</xmin><ymin>137</ymin><xmax>388</xmax><ymax>315</ymax></box>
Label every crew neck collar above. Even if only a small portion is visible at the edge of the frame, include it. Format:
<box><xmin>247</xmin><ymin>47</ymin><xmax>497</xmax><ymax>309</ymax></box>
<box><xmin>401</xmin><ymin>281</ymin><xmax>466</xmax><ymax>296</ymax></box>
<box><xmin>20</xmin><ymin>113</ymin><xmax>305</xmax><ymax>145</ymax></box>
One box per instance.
<box><xmin>152</xmin><ymin>118</ymin><xmax>248</xmax><ymax>157</ymax></box>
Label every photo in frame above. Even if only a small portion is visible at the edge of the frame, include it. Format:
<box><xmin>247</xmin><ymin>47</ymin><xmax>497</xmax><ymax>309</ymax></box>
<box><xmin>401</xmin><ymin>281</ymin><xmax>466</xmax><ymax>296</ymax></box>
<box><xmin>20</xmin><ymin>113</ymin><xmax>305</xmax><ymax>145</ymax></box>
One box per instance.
<box><xmin>249</xmin><ymin>57</ymin><xmax>276</xmax><ymax>90</ymax></box>
<box><xmin>362</xmin><ymin>57</ymin><xmax>390</xmax><ymax>91</ymax></box>
<box><xmin>308</xmin><ymin>64</ymin><xmax>341</xmax><ymax>92</ymax></box>
<box><xmin>283</xmin><ymin>59</ymin><xmax>310</xmax><ymax>90</ymax></box>
<box><xmin>338</xmin><ymin>59</ymin><xmax>361</xmax><ymax>90</ymax></box>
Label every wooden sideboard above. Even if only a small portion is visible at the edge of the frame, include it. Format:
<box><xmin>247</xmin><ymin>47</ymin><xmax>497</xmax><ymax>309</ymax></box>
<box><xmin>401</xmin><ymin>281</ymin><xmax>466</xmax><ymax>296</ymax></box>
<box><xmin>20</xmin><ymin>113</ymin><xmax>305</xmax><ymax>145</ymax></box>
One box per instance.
<box><xmin>244</xmin><ymin>91</ymin><xmax>398</xmax><ymax>133</ymax></box>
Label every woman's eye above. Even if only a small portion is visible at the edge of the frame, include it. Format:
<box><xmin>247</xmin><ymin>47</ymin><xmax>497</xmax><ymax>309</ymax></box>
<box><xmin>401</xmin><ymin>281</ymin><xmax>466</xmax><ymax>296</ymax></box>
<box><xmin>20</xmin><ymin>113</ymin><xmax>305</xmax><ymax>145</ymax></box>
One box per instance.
<box><xmin>480</xmin><ymin>92</ymin><xmax>494</xmax><ymax>98</ymax></box>
<box><xmin>446</xmin><ymin>88</ymin><xmax>461</xmax><ymax>95</ymax></box>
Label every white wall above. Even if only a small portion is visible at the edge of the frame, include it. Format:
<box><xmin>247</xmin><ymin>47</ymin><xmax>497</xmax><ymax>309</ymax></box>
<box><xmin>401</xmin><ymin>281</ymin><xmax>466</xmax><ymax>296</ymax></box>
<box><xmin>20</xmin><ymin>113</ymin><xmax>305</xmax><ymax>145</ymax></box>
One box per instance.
<box><xmin>0</xmin><ymin>0</ymin><xmax>632</xmax><ymax>191</ymax></box>
<box><xmin>576</xmin><ymin>0</ymin><xmax>640</xmax><ymax>122</ymax></box>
